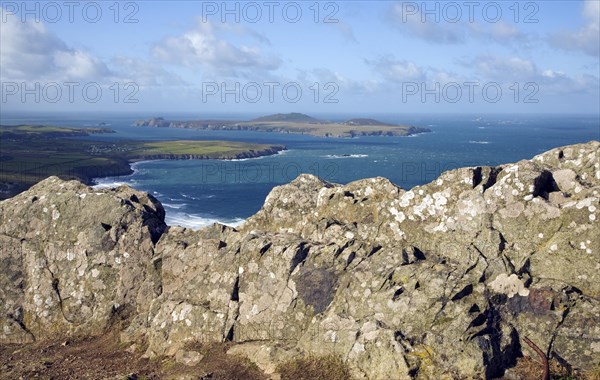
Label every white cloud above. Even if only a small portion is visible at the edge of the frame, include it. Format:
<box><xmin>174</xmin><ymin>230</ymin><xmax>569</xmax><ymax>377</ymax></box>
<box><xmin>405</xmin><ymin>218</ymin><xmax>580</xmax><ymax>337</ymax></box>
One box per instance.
<box><xmin>366</xmin><ymin>56</ymin><xmax>427</xmax><ymax>82</ymax></box>
<box><xmin>468</xmin><ymin>21</ymin><xmax>528</xmax><ymax>43</ymax></box>
<box><xmin>364</xmin><ymin>53</ymin><xmax>598</xmax><ymax>99</ymax></box>
<box><xmin>111</xmin><ymin>57</ymin><xmax>187</xmax><ymax>87</ymax></box>
<box><xmin>550</xmin><ymin>0</ymin><xmax>600</xmax><ymax>56</ymax></box>
<box><xmin>152</xmin><ymin>20</ymin><xmax>281</xmax><ymax>77</ymax></box>
<box><xmin>468</xmin><ymin>55</ymin><xmax>599</xmax><ymax>95</ymax></box>
<box><xmin>389</xmin><ymin>3</ymin><xmax>465</xmax><ymax>44</ymax></box>
<box><xmin>0</xmin><ymin>9</ymin><xmax>111</xmax><ymax>82</ymax></box>
<box><xmin>389</xmin><ymin>3</ymin><xmax>531</xmax><ymax>46</ymax></box>
<box><xmin>472</xmin><ymin>55</ymin><xmax>537</xmax><ymax>81</ymax></box>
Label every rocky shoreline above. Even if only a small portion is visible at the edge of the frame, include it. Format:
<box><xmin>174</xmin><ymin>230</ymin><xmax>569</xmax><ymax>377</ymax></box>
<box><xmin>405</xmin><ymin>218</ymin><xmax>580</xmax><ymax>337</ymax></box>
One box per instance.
<box><xmin>127</xmin><ymin>145</ymin><xmax>286</xmax><ymax>162</ymax></box>
<box><xmin>1</xmin><ymin>141</ymin><xmax>599</xmax><ymax>379</ymax></box>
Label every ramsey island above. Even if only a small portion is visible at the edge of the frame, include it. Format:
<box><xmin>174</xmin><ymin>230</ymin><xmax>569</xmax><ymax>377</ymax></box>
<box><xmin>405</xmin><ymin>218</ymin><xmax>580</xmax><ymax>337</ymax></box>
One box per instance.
<box><xmin>134</xmin><ymin>112</ymin><xmax>431</xmax><ymax>138</ymax></box>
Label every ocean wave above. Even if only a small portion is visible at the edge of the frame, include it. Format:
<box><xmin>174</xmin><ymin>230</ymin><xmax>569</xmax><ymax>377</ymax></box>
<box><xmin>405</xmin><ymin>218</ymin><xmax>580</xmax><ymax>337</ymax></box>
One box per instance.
<box><xmin>469</xmin><ymin>140</ymin><xmax>491</xmax><ymax>144</ymax></box>
<box><xmin>325</xmin><ymin>154</ymin><xmax>369</xmax><ymax>159</ymax></box>
<box><xmin>226</xmin><ymin>149</ymin><xmax>289</xmax><ymax>162</ymax></box>
<box><xmin>162</xmin><ymin>203</ymin><xmax>187</xmax><ymax>209</ymax></box>
<box><xmin>181</xmin><ymin>193</ymin><xmax>217</xmax><ymax>200</ymax></box>
<box><xmin>131</xmin><ymin>160</ymin><xmax>158</xmax><ymax>174</ymax></box>
<box><xmin>92</xmin><ymin>180</ymin><xmax>129</xmax><ymax>189</ymax></box>
<box><xmin>181</xmin><ymin>193</ymin><xmax>201</xmax><ymax>200</ymax></box>
<box><xmin>165</xmin><ymin>211</ymin><xmax>245</xmax><ymax>230</ymax></box>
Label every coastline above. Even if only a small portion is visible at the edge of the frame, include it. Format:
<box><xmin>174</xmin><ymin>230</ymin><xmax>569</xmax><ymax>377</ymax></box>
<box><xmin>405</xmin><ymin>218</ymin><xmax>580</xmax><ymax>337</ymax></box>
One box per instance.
<box><xmin>91</xmin><ymin>146</ymin><xmax>287</xmax><ymax>187</ymax></box>
<box><xmin>92</xmin><ymin>149</ymin><xmax>292</xmax><ymax>230</ymax></box>
<box><xmin>0</xmin><ymin>144</ymin><xmax>286</xmax><ymax>201</ymax></box>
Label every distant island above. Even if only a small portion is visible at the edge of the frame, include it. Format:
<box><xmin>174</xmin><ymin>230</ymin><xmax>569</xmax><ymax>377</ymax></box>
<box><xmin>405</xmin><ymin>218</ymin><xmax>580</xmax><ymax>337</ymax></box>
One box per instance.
<box><xmin>133</xmin><ymin>113</ymin><xmax>431</xmax><ymax>138</ymax></box>
<box><xmin>0</xmin><ymin>125</ymin><xmax>285</xmax><ymax>199</ymax></box>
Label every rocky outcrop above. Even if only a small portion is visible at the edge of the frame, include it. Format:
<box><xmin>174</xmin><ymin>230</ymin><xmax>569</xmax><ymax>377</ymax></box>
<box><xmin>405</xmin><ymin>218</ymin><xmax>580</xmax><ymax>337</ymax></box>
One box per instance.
<box><xmin>1</xmin><ymin>141</ymin><xmax>599</xmax><ymax>379</ymax></box>
<box><xmin>0</xmin><ymin>179</ymin><xmax>166</xmax><ymax>343</ymax></box>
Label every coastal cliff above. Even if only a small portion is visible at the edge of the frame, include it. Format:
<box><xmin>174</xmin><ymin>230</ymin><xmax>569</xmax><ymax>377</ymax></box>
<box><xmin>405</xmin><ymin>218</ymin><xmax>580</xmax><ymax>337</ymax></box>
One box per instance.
<box><xmin>128</xmin><ymin>145</ymin><xmax>286</xmax><ymax>162</ymax></box>
<box><xmin>1</xmin><ymin>141</ymin><xmax>599</xmax><ymax>379</ymax></box>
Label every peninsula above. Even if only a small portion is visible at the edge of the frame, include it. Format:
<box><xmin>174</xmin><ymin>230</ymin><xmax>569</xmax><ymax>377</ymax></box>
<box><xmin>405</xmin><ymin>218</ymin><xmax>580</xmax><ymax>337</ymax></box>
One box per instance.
<box><xmin>133</xmin><ymin>113</ymin><xmax>431</xmax><ymax>138</ymax></box>
<box><xmin>0</xmin><ymin>125</ymin><xmax>285</xmax><ymax>199</ymax></box>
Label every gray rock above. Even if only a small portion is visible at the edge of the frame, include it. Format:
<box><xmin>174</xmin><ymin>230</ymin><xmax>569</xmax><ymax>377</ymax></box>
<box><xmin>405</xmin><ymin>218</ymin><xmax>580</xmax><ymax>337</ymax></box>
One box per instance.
<box><xmin>1</xmin><ymin>141</ymin><xmax>599</xmax><ymax>379</ymax></box>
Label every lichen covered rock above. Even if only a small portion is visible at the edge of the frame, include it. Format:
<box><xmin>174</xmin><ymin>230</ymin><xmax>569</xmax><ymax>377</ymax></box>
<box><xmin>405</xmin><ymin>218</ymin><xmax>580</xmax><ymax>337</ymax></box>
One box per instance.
<box><xmin>1</xmin><ymin>142</ymin><xmax>599</xmax><ymax>379</ymax></box>
<box><xmin>0</xmin><ymin>177</ymin><xmax>166</xmax><ymax>343</ymax></box>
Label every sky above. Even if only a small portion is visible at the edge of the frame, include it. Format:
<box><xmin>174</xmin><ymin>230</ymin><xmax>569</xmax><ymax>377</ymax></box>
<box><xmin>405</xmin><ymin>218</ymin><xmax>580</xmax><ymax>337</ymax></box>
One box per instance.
<box><xmin>1</xmin><ymin>0</ymin><xmax>599</xmax><ymax>114</ymax></box>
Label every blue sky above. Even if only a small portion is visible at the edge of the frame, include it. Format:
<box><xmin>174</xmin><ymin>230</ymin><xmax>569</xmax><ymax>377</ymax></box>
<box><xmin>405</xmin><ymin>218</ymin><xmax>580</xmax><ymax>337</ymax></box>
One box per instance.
<box><xmin>1</xmin><ymin>1</ymin><xmax>599</xmax><ymax>114</ymax></box>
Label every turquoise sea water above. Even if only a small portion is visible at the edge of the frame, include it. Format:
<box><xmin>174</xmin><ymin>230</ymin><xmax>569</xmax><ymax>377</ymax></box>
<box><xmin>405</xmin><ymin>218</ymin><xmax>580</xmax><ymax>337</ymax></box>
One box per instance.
<box><xmin>2</xmin><ymin>113</ymin><xmax>598</xmax><ymax>228</ymax></box>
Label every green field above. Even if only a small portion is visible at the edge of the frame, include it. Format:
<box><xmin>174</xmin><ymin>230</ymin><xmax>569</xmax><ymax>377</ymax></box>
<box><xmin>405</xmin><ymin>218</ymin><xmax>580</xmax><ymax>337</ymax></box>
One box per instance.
<box><xmin>129</xmin><ymin>140</ymin><xmax>279</xmax><ymax>158</ymax></box>
<box><xmin>0</xmin><ymin>125</ymin><xmax>284</xmax><ymax>199</ymax></box>
<box><xmin>0</xmin><ymin>124</ymin><xmax>115</xmax><ymax>138</ymax></box>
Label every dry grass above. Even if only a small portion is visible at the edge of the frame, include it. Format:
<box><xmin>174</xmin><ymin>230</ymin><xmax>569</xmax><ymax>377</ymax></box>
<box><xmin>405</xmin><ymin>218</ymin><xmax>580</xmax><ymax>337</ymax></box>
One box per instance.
<box><xmin>277</xmin><ymin>354</ymin><xmax>353</xmax><ymax>380</ymax></box>
<box><xmin>584</xmin><ymin>366</ymin><xmax>600</xmax><ymax>380</ymax></box>
<box><xmin>510</xmin><ymin>356</ymin><xmax>568</xmax><ymax>379</ymax></box>
<box><xmin>167</xmin><ymin>341</ymin><xmax>266</xmax><ymax>380</ymax></box>
<box><xmin>507</xmin><ymin>356</ymin><xmax>600</xmax><ymax>380</ymax></box>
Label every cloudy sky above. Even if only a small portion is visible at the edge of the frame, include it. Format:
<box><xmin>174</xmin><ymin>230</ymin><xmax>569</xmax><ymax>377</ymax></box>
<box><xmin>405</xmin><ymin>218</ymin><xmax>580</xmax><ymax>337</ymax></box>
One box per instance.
<box><xmin>1</xmin><ymin>1</ymin><xmax>599</xmax><ymax>114</ymax></box>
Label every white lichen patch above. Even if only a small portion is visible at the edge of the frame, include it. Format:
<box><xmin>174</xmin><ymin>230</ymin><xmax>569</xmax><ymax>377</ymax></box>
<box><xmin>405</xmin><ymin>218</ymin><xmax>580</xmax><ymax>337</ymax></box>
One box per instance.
<box><xmin>488</xmin><ymin>273</ymin><xmax>530</xmax><ymax>298</ymax></box>
<box><xmin>388</xmin><ymin>222</ymin><xmax>405</xmax><ymax>240</ymax></box>
<box><xmin>576</xmin><ymin>198</ymin><xmax>596</xmax><ymax>209</ymax></box>
<box><xmin>433</xmin><ymin>192</ymin><xmax>448</xmax><ymax>208</ymax></box>
<box><xmin>399</xmin><ymin>191</ymin><xmax>415</xmax><ymax>208</ymax></box>
<box><xmin>389</xmin><ymin>207</ymin><xmax>406</xmax><ymax>223</ymax></box>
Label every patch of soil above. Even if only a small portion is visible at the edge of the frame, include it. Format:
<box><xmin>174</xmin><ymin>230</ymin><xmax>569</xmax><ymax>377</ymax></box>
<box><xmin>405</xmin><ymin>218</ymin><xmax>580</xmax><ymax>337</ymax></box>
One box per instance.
<box><xmin>0</xmin><ymin>332</ymin><xmax>159</xmax><ymax>380</ymax></box>
<box><xmin>0</xmin><ymin>334</ymin><xmax>267</xmax><ymax>380</ymax></box>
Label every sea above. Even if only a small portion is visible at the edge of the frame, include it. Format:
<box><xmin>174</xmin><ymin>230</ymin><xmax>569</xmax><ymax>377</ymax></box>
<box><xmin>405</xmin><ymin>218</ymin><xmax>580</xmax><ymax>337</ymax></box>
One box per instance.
<box><xmin>2</xmin><ymin>112</ymin><xmax>598</xmax><ymax>229</ymax></box>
